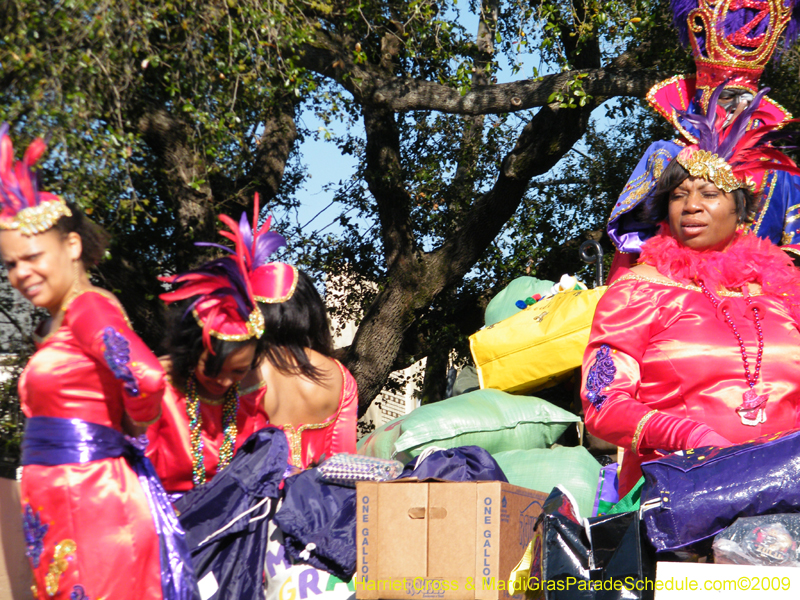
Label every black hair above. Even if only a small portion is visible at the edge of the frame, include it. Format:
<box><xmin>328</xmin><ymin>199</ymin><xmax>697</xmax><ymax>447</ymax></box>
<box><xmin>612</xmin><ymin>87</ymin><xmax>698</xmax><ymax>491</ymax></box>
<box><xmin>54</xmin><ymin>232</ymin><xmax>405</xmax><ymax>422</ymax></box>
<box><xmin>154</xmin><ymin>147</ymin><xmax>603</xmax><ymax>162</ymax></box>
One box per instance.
<box><xmin>165</xmin><ymin>300</ymin><xmax>259</xmax><ymax>382</ymax></box>
<box><xmin>637</xmin><ymin>158</ymin><xmax>759</xmax><ymax>226</ymax></box>
<box><xmin>257</xmin><ymin>269</ymin><xmax>335</xmax><ymax>383</ymax></box>
<box><xmin>53</xmin><ymin>201</ymin><xmax>111</xmax><ymax>267</ymax></box>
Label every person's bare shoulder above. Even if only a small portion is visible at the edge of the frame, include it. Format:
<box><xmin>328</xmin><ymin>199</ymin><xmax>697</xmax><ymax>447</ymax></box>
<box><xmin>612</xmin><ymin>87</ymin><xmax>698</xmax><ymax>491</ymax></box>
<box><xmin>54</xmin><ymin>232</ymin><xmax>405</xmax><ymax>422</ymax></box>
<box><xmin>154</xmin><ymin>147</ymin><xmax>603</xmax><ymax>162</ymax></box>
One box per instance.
<box><xmin>297</xmin><ymin>351</ymin><xmax>342</xmax><ymax>415</ymax></box>
<box><xmin>628</xmin><ymin>263</ymin><xmax>675</xmax><ymax>283</ymax></box>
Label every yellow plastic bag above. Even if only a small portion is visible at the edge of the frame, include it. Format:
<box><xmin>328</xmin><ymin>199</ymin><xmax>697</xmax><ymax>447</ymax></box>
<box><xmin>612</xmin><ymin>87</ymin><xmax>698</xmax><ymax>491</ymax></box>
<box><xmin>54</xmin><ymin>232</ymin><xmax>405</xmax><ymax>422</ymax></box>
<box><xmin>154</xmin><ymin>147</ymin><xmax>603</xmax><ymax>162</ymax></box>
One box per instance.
<box><xmin>469</xmin><ymin>286</ymin><xmax>607</xmax><ymax>394</ymax></box>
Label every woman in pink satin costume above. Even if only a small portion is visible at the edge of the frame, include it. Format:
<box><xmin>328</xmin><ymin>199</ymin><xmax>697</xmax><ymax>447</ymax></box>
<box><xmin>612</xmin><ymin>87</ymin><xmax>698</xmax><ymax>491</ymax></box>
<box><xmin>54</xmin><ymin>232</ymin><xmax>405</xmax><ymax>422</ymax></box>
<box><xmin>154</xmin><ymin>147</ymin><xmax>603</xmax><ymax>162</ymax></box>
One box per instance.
<box><xmin>241</xmin><ymin>269</ymin><xmax>358</xmax><ymax>469</ymax></box>
<box><xmin>0</xmin><ymin>126</ymin><xmax>178</xmax><ymax>599</ymax></box>
<box><xmin>146</xmin><ymin>256</ymin><xmax>268</xmax><ymax>494</ymax></box>
<box><xmin>219</xmin><ymin>200</ymin><xmax>356</xmax><ymax>469</ymax></box>
<box><xmin>582</xmin><ymin>88</ymin><xmax>800</xmax><ymax>497</ymax></box>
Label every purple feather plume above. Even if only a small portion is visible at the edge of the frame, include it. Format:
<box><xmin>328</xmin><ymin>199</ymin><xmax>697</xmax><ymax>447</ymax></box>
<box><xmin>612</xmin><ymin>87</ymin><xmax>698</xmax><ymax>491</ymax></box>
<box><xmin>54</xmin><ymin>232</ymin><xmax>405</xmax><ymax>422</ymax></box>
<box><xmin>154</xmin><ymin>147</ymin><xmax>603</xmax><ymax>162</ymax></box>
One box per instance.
<box><xmin>671</xmin><ymin>0</ymin><xmax>698</xmax><ymax>47</ymax></box>
<box><xmin>194</xmin><ymin>241</ymin><xmax>235</xmax><ymax>255</ymax></box>
<box><xmin>716</xmin><ymin>87</ymin><xmax>770</xmax><ymax>158</ymax></box>
<box><xmin>679</xmin><ymin>82</ymin><xmax>728</xmax><ymax>151</ymax></box>
<box><xmin>253</xmin><ymin>231</ymin><xmax>287</xmax><ymax>267</ymax></box>
<box><xmin>238</xmin><ymin>211</ymin><xmax>254</xmax><ymax>252</ymax></box>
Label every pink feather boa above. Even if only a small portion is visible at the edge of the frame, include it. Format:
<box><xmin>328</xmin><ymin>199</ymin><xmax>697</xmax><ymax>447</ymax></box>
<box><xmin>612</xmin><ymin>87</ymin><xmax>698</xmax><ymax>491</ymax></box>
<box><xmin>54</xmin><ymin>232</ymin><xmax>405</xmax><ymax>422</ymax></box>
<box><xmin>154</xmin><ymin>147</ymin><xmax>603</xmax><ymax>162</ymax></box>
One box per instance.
<box><xmin>638</xmin><ymin>224</ymin><xmax>800</xmax><ymax>321</ymax></box>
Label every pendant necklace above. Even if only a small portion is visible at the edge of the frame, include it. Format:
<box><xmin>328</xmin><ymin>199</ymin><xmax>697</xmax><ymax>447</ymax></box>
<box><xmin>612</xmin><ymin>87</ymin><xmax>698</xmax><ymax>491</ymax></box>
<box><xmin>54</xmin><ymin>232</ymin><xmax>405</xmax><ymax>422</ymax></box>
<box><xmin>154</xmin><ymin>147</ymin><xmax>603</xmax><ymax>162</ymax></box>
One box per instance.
<box><xmin>698</xmin><ymin>280</ymin><xmax>768</xmax><ymax>426</ymax></box>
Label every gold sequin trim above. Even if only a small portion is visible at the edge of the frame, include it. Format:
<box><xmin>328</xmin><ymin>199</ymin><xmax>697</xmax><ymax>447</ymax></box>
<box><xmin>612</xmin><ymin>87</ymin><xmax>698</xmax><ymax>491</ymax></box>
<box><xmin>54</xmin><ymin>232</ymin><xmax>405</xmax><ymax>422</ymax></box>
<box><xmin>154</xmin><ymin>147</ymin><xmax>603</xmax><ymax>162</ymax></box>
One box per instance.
<box><xmin>676</xmin><ymin>148</ymin><xmax>753</xmax><ymax>192</ymax></box>
<box><xmin>610</xmin><ymin>148</ymin><xmax>675</xmax><ymax>221</ymax></box>
<box><xmin>130</xmin><ymin>405</ymin><xmax>162</xmax><ymax>427</ymax></box>
<box><xmin>282</xmin><ymin>359</ymin><xmax>348</xmax><ymax>468</ymax></box>
<box><xmin>239</xmin><ymin>378</ymin><xmax>268</xmax><ymax>397</ymax></box>
<box><xmin>0</xmin><ymin>200</ymin><xmax>72</xmax><ymax>236</ymax></box>
<box><xmin>689</xmin><ymin>0</ymin><xmax>793</xmax><ymax>90</ymax></box>
<box><xmin>61</xmin><ymin>289</ymin><xmax>134</xmax><ymax>330</ymax></box>
<box><xmin>782</xmin><ymin>246</ymin><xmax>800</xmax><ymax>257</ymax></box>
<box><xmin>191</xmin><ymin>308</ymin><xmax>260</xmax><ymax>342</ymax></box>
<box><xmin>615</xmin><ymin>273</ymin><xmax>762</xmax><ymax>297</ymax></box>
<box><xmin>646</xmin><ymin>75</ymin><xmax>699</xmax><ymax>144</ymax></box>
<box><xmin>632</xmin><ymin>410</ymin><xmax>659</xmax><ymax>454</ymax></box>
<box><xmin>45</xmin><ymin>539</ymin><xmax>77</xmax><ymax>596</ymax></box>
<box><xmin>750</xmin><ymin>172</ymin><xmax>773</xmax><ymax>235</ymax></box>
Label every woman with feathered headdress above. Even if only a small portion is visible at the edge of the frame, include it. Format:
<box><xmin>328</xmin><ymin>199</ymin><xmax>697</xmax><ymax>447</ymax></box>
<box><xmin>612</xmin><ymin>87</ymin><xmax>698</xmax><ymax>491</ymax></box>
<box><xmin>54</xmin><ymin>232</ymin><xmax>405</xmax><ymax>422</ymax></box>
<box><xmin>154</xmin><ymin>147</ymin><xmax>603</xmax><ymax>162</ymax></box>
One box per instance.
<box><xmin>608</xmin><ymin>0</ymin><xmax>800</xmax><ymax>275</ymax></box>
<box><xmin>582</xmin><ymin>86</ymin><xmax>800</xmax><ymax>496</ymax></box>
<box><xmin>208</xmin><ymin>194</ymin><xmax>357</xmax><ymax>469</ymax></box>
<box><xmin>0</xmin><ymin>124</ymin><xmax>197</xmax><ymax>600</ymax></box>
<box><xmin>145</xmin><ymin>247</ymin><xmax>270</xmax><ymax>493</ymax></box>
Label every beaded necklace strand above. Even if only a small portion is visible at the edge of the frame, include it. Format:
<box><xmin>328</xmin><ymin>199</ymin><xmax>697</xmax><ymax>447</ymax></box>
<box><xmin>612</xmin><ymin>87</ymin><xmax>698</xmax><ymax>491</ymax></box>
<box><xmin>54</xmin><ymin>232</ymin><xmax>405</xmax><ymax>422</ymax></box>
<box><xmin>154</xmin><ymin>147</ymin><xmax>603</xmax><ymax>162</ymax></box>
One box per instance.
<box><xmin>698</xmin><ymin>280</ymin><xmax>769</xmax><ymax>425</ymax></box>
<box><xmin>185</xmin><ymin>374</ymin><xmax>240</xmax><ymax>486</ymax></box>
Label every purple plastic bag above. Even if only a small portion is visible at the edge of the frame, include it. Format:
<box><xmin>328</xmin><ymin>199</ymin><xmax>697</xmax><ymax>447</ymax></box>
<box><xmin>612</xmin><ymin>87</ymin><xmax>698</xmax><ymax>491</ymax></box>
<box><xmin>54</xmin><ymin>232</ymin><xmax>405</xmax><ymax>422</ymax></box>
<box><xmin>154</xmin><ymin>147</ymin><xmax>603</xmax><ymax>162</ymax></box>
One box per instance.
<box><xmin>593</xmin><ymin>463</ymin><xmax>619</xmax><ymax>517</ymax></box>
<box><xmin>641</xmin><ymin>428</ymin><xmax>800</xmax><ymax>553</ymax></box>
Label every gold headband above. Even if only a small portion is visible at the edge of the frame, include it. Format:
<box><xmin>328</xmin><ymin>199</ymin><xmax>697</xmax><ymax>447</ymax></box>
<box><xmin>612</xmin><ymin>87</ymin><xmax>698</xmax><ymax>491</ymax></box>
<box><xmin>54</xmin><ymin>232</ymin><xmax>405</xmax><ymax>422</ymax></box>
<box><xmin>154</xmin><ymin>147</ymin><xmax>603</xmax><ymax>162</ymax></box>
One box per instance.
<box><xmin>0</xmin><ymin>200</ymin><xmax>72</xmax><ymax>236</ymax></box>
<box><xmin>675</xmin><ymin>149</ymin><xmax>754</xmax><ymax>193</ymax></box>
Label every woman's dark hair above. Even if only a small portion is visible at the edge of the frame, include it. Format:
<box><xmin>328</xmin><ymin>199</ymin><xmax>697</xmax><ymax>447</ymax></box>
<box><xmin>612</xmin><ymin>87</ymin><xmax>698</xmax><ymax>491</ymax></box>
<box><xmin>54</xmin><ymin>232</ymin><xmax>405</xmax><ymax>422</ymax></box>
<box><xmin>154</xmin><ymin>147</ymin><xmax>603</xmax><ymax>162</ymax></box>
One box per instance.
<box><xmin>636</xmin><ymin>158</ymin><xmax>759</xmax><ymax>225</ymax></box>
<box><xmin>257</xmin><ymin>269</ymin><xmax>335</xmax><ymax>383</ymax></box>
<box><xmin>165</xmin><ymin>300</ymin><xmax>259</xmax><ymax>382</ymax></box>
<box><xmin>53</xmin><ymin>201</ymin><xmax>111</xmax><ymax>267</ymax></box>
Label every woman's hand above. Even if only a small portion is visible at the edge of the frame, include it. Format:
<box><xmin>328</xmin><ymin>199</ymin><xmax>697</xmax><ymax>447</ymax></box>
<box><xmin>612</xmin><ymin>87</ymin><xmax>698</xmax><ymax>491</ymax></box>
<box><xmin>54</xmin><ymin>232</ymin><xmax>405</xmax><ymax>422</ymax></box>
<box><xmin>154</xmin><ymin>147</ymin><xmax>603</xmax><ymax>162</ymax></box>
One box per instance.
<box><xmin>686</xmin><ymin>426</ymin><xmax>733</xmax><ymax>449</ymax></box>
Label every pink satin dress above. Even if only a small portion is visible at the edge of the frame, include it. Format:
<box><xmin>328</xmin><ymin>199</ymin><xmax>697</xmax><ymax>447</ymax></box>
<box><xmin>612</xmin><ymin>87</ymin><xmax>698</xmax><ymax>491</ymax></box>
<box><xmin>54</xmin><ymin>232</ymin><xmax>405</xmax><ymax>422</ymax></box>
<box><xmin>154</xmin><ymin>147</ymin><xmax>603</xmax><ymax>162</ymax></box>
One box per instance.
<box><xmin>581</xmin><ymin>271</ymin><xmax>800</xmax><ymax>496</ymax></box>
<box><xmin>146</xmin><ymin>380</ymin><xmax>268</xmax><ymax>493</ymax></box>
<box><xmin>19</xmin><ymin>290</ymin><xmax>165</xmax><ymax>600</ymax></box>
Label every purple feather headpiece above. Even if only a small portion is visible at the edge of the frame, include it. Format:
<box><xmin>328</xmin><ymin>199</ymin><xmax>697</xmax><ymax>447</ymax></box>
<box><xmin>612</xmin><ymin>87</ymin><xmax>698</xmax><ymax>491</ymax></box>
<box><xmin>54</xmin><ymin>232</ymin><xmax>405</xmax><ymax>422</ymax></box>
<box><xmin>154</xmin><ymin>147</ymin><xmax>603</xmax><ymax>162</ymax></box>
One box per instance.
<box><xmin>676</xmin><ymin>83</ymin><xmax>800</xmax><ymax>192</ymax></box>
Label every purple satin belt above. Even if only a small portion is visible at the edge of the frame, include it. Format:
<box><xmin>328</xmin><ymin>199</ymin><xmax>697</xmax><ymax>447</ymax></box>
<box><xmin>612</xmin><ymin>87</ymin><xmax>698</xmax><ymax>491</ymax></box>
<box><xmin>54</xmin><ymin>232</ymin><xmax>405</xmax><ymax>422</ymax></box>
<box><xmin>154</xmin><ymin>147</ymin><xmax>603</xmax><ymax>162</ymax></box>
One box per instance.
<box><xmin>22</xmin><ymin>417</ymin><xmax>199</xmax><ymax>600</ymax></box>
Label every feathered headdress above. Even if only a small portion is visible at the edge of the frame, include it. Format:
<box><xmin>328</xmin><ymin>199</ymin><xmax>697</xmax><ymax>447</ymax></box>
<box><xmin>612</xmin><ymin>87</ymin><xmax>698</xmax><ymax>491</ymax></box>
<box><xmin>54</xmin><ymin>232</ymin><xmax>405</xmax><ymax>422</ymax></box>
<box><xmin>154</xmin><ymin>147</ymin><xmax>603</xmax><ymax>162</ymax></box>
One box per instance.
<box><xmin>159</xmin><ymin>256</ymin><xmax>265</xmax><ymax>353</ymax></box>
<box><xmin>676</xmin><ymin>83</ymin><xmax>800</xmax><ymax>191</ymax></box>
<box><xmin>198</xmin><ymin>193</ymin><xmax>297</xmax><ymax>304</ymax></box>
<box><xmin>0</xmin><ymin>123</ymin><xmax>72</xmax><ymax>235</ymax></box>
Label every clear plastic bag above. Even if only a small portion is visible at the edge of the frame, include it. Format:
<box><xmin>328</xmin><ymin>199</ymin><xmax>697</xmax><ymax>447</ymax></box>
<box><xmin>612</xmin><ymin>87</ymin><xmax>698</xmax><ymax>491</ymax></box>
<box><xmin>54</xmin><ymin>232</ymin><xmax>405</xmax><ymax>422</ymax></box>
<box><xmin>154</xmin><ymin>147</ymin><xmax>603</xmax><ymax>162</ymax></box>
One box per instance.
<box><xmin>713</xmin><ymin>515</ymin><xmax>800</xmax><ymax>567</ymax></box>
<box><xmin>317</xmin><ymin>454</ymin><xmax>404</xmax><ymax>486</ymax></box>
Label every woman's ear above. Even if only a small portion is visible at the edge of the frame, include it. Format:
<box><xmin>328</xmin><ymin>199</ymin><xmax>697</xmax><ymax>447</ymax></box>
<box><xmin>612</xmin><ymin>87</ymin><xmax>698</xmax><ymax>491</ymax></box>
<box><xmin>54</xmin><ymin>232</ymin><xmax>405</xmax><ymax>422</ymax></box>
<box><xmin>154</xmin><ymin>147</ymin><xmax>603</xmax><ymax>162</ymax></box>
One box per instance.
<box><xmin>65</xmin><ymin>231</ymin><xmax>83</xmax><ymax>262</ymax></box>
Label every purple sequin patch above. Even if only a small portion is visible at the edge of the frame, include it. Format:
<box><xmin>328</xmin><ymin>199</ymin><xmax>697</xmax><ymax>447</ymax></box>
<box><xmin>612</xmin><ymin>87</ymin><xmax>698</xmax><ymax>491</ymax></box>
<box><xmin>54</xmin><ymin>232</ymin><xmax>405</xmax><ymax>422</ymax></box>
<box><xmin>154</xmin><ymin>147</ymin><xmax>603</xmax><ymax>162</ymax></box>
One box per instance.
<box><xmin>102</xmin><ymin>327</ymin><xmax>139</xmax><ymax>397</ymax></box>
<box><xmin>70</xmin><ymin>585</ymin><xmax>91</xmax><ymax>600</ymax></box>
<box><xmin>22</xmin><ymin>503</ymin><xmax>48</xmax><ymax>568</ymax></box>
<box><xmin>585</xmin><ymin>344</ymin><xmax>616</xmax><ymax>411</ymax></box>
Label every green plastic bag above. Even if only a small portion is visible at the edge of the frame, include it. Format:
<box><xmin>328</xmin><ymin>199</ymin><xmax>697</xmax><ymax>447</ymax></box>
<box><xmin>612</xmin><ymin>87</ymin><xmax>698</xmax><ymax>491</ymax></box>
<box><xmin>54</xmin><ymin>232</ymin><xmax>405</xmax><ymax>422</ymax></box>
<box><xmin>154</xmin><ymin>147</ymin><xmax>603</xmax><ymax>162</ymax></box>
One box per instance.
<box><xmin>484</xmin><ymin>276</ymin><xmax>554</xmax><ymax>327</ymax></box>
<box><xmin>607</xmin><ymin>477</ymin><xmax>644</xmax><ymax>514</ymax></box>
<box><xmin>492</xmin><ymin>447</ymin><xmax>601</xmax><ymax>520</ymax></box>
<box><xmin>357</xmin><ymin>388</ymin><xmax>580</xmax><ymax>464</ymax></box>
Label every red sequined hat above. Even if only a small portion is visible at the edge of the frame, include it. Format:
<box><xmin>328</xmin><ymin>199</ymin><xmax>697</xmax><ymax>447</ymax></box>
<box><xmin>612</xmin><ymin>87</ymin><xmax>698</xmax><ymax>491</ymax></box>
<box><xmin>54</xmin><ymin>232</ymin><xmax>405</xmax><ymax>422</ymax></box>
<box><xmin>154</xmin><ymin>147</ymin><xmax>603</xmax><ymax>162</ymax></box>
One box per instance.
<box><xmin>159</xmin><ymin>256</ymin><xmax>265</xmax><ymax>353</ymax></box>
<box><xmin>200</xmin><ymin>193</ymin><xmax>298</xmax><ymax>304</ymax></box>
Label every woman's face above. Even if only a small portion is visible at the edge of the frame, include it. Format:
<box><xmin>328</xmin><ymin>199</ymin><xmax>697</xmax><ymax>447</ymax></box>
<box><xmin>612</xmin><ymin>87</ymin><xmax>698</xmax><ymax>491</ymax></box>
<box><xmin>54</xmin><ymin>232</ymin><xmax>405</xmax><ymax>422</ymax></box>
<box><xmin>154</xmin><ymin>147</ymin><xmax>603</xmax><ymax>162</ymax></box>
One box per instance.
<box><xmin>0</xmin><ymin>228</ymin><xmax>81</xmax><ymax>316</ymax></box>
<box><xmin>194</xmin><ymin>342</ymin><xmax>257</xmax><ymax>399</ymax></box>
<box><xmin>668</xmin><ymin>177</ymin><xmax>739</xmax><ymax>251</ymax></box>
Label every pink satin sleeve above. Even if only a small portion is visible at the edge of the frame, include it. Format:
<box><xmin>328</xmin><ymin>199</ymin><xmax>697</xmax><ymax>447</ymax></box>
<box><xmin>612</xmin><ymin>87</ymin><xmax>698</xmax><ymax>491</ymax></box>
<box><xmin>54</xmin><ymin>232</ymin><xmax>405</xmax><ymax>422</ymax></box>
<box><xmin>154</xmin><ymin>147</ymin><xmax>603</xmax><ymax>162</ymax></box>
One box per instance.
<box><xmin>581</xmin><ymin>276</ymin><xmax>662</xmax><ymax>450</ymax></box>
<box><xmin>581</xmin><ymin>276</ymin><xmax>712</xmax><ymax>451</ymax></box>
<box><xmin>65</xmin><ymin>291</ymin><xmax>164</xmax><ymax>424</ymax></box>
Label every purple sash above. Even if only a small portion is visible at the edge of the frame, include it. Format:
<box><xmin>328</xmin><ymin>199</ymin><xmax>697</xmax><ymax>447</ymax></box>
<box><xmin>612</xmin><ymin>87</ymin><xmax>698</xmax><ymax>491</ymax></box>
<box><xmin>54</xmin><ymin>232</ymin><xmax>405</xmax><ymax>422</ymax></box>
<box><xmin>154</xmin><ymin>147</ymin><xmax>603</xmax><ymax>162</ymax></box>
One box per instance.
<box><xmin>22</xmin><ymin>416</ymin><xmax>200</xmax><ymax>600</ymax></box>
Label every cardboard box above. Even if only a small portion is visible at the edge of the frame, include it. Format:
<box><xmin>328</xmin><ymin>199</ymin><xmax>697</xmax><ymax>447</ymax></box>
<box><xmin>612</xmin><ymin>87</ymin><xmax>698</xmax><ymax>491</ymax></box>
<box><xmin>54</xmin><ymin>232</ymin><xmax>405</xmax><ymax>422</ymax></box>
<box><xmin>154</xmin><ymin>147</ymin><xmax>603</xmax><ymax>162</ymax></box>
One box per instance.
<box><xmin>355</xmin><ymin>480</ymin><xmax>547</xmax><ymax>600</ymax></box>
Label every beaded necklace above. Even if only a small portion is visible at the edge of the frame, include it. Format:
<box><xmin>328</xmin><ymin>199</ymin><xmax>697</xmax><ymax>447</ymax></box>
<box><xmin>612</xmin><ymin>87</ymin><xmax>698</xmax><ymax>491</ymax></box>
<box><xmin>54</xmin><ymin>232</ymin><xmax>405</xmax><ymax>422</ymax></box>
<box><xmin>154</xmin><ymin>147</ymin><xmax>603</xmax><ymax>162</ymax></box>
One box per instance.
<box><xmin>185</xmin><ymin>374</ymin><xmax>240</xmax><ymax>486</ymax></box>
<box><xmin>698</xmin><ymin>280</ymin><xmax>768</xmax><ymax>426</ymax></box>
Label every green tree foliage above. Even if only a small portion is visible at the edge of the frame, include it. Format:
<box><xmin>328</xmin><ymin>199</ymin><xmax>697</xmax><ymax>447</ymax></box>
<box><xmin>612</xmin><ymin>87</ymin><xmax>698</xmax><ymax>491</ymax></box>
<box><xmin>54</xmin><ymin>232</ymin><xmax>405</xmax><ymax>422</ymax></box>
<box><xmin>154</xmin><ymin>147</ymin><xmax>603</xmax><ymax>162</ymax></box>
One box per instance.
<box><xmin>3</xmin><ymin>0</ymin><xmax>798</xmax><ymax>419</ymax></box>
